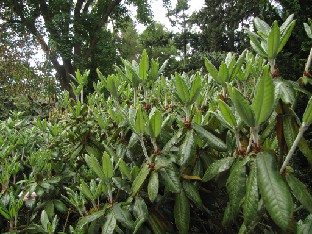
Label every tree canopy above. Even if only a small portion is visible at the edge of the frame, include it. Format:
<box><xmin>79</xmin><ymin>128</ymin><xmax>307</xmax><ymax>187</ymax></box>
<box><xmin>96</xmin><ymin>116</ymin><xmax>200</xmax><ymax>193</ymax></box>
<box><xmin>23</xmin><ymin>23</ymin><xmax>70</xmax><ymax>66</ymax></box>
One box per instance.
<box><xmin>0</xmin><ymin>0</ymin><xmax>170</xmax><ymax>93</ymax></box>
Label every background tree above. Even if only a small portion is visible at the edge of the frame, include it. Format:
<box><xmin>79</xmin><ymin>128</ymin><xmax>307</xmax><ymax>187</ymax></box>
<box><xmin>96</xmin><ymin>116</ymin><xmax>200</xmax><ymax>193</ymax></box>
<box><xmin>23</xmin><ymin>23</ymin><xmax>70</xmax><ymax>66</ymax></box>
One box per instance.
<box><xmin>117</xmin><ymin>20</ymin><xmax>143</xmax><ymax>62</ymax></box>
<box><xmin>0</xmin><ymin>25</ymin><xmax>57</xmax><ymax>119</ymax></box>
<box><xmin>167</xmin><ymin>0</ymin><xmax>190</xmax><ymax>68</ymax></box>
<box><xmin>140</xmin><ymin>22</ymin><xmax>178</xmax><ymax>74</ymax></box>
<box><xmin>191</xmin><ymin>0</ymin><xmax>274</xmax><ymax>53</ymax></box>
<box><xmin>274</xmin><ymin>0</ymin><xmax>312</xmax><ymax>80</ymax></box>
<box><xmin>0</xmin><ymin>0</ymin><xmax>171</xmax><ymax>94</ymax></box>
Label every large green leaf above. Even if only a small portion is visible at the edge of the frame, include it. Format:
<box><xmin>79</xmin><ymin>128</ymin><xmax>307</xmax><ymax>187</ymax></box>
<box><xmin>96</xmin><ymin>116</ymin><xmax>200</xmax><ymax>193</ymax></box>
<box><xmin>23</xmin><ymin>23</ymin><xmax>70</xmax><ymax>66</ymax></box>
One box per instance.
<box><xmin>113</xmin><ymin>204</ymin><xmax>134</xmax><ymax>230</ymax></box>
<box><xmin>267</xmin><ymin>21</ymin><xmax>280</xmax><ymax>59</ymax></box>
<box><xmin>202</xmin><ymin>157</ymin><xmax>235</xmax><ymax>182</ymax></box>
<box><xmin>278</xmin><ymin>20</ymin><xmax>296</xmax><ymax>53</ymax></box>
<box><xmin>85</xmin><ymin>155</ymin><xmax>105</xmax><ymax>180</ymax></box>
<box><xmin>106</xmin><ymin>75</ymin><xmax>118</xmax><ymax>98</ymax></box>
<box><xmin>286</xmin><ymin>174</ymin><xmax>312</xmax><ymax>213</ymax></box>
<box><xmin>243</xmin><ymin>161</ymin><xmax>258</xmax><ymax>226</ymax></box>
<box><xmin>283</xmin><ymin>115</ymin><xmax>297</xmax><ymax>149</ymax></box>
<box><xmin>204</xmin><ymin>58</ymin><xmax>219</xmax><ymax>82</ymax></box>
<box><xmin>102</xmin><ymin>211</ymin><xmax>116</xmax><ymax>234</ymax></box>
<box><xmin>179</xmin><ymin>130</ymin><xmax>195</xmax><ymax>167</ymax></box>
<box><xmin>85</xmin><ymin>145</ymin><xmax>101</xmax><ymax>158</ymax></box>
<box><xmin>160</xmin><ymin>163</ymin><xmax>181</xmax><ymax>193</ymax></box>
<box><xmin>217</xmin><ymin>99</ymin><xmax>237</xmax><ymax>127</ymax></box>
<box><xmin>283</xmin><ymin>115</ymin><xmax>312</xmax><ymax>163</ymax></box>
<box><xmin>148</xmin><ymin>171</ymin><xmax>159</xmax><ymax>202</ymax></box>
<box><xmin>229</xmin><ymin>87</ymin><xmax>255</xmax><ymax>127</ymax></box>
<box><xmin>175</xmin><ymin>74</ymin><xmax>190</xmax><ymax>104</ymax></box>
<box><xmin>80</xmin><ymin>180</ymin><xmax>93</xmax><ymax>201</ymax></box>
<box><xmin>218</xmin><ymin>61</ymin><xmax>229</xmax><ymax>84</ymax></box>
<box><xmin>254</xmin><ymin>17</ymin><xmax>271</xmax><ymax>36</ymax></box>
<box><xmin>252</xmin><ymin>65</ymin><xmax>274</xmax><ymax>126</ymax></box>
<box><xmin>231</xmin><ymin>50</ymin><xmax>247</xmax><ymax>80</ymax></box>
<box><xmin>274</xmin><ymin>78</ymin><xmax>296</xmax><ymax>105</ymax></box>
<box><xmin>119</xmin><ymin>159</ymin><xmax>131</xmax><ymax>180</ymax></box>
<box><xmin>280</xmin><ymin>14</ymin><xmax>294</xmax><ymax>33</ymax></box>
<box><xmin>131</xmin><ymin>163</ymin><xmax>150</xmax><ymax>196</ymax></box>
<box><xmin>162</xmin><ymin>128</ymin><xmax>184</xmax><ymax>153</ymax></box>
<box><xmin>40</xmin><ymin>210</ymin><xmax>50</xmax><ymax>231</ymax></box>
<box><xmin>134</xmin><ymin>105</ymin><xmax>145</xmax><ymax>134</ymax></box>
<box><xmin>133</xmin><ymin>196</ymin><xmax>148</xmax><ymax>220</ymax></box>
<box><xmin>297</xmin><ymin>214</ymin><xmax>312</xmax><ymax>234</ymax></box>
<box><xmin>189</xmin><ymin>74</ymin><xmax>202</xmax><ymax>105</ymax></box>
<box><xmin>227</xmin><ymin>54</ymin><xmax>236</xmax><ymax>78</ymax></box>
<box><xmin>133</xmin><ymin>196</ymin><xmax>148</xmax><ymax>233</ymax></box>
<box><xmin>77</xmin><ymin>209</ymin><xmax>106</xmax><ymax>229</ymax></box>
<box><xmin>149</xmin><ymin>58</ymin><xmax>159</xmax><ymax>80</ymax></box>
<box><xmin>257</xmin><ymin>152</ymin><xmax>293</xmax><ymax>231</ymax></box>
<box><xmin>0</xmin><ymin>203</ymin><xmax>10</xmax><ymax>219</ymax></box>
<box><xmin>247</xmin><ymin>31</ymin><xmax>267</xmax><ymax>57</ymax></box>
<box><xmin>174</xmin><ymin>190</ymin><xmax>190</xmax><ymax>234</ymax></box>
<box><xmin>139</xmin><ymin>49</ymin><xmax>149</xmax><ymax>80</ymax></box>
<box><xmin>223</xmin><ymin>158</ymin><xmax>248</xmax><ymax>225</ymax></box>
<box><xmin>102</xmin><ymin>152</ymin><xmax>113</xmax><ymax>179</ymax></box>
<box><xmin>148</xmin><ymin>108</ymin><xmax>162</xmax><ymax>138</ymax></box>
<box><xmin>193</xmin><ymin>123</ymin><xmax>227</xmax><ymax>151</ymax></box>
<box><xmin>183</xmin><ymin>181</ymin><xmax>203</xmax><ymax>209</ymax></box>
<box><xmin>302</xmin><ymin>96</ymin><xmax>312</xmax><ymax>125</ymax></box>
<box><xmin>124</xmin><ymin>60</ymin><xmax>141</xmax><ymax>88</ymax></box>
<box><xmin>304</xmin><ymin>22</ymin><xmax>312</xmax><ymax>39</ymax></box>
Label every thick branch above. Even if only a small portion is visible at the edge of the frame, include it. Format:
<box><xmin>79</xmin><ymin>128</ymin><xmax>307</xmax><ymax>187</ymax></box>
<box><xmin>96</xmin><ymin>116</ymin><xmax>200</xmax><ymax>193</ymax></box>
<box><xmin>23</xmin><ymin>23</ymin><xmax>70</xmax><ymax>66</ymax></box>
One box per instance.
<box><xmin>75</xmin><ymin>0</ymin><xmax>85</xmax><ymax>17</ymax></box>
<box><xmin>38</xmin><ymin>0</ymin><xmax>62</xmax><ymax>43</ymax></box>
<box><xmin>83</xmin><ymin>0</ymin><xmax>122</xmax><ymax>60</ymax></box>
<box><xmin>73</xmin><ymin>0</ymin><xmax>86</xmax><ymax>58</ymax></box>
<box><xmin>83</xmin><ymin>0</ymin><xmax>94</xmax><ymax>14</ymax></box>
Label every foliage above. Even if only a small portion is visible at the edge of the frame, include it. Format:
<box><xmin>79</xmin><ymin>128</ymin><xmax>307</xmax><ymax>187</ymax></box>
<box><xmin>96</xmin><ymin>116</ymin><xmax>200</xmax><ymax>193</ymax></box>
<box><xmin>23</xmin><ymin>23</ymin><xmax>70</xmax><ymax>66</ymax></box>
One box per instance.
<box><xmin>0</xmin><ymin>28</ymin><xmax>57</xmax><ymax>120</ymax></box>
<box><xmin>0</xmin><ymin>0</ymin><xmax>171</xmax><ymax>93</ymax></box>
<box><xmin>0</xmin><ymin>14</ymin><xmax>312</xmax><ymax>234</ymax></box>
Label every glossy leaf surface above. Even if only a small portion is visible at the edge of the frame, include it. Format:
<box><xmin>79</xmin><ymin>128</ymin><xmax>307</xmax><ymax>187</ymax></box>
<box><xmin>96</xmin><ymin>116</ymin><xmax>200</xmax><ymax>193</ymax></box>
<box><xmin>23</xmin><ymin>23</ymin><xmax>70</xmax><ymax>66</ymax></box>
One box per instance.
<box><xmin>257</xmin><ymin>152</ymin><xmax>293</xmax><ymax>231</ymax></box>
<box><xmin>217</xmin><ymin>99</ymin><xmax>237</xmax><ymax>127</ymax></box>
<box><xmin>132</xmin><ymin>163</ymin><xmax>150</xmax><ymax>196</ymax></box>
<box><xmin>286</xmin><ymin>174</ymin><xmax>312</xmax><ymax>213</ymax></box>
<box><xmin>229</xmin><ymin>87</ymin><xmax>255</xmax><ymax>127</ymax></box>
<box><xmin>193</xmin><ymin>123</ymin><xmax>227</xmax><ymax>151</ymax></box>
<box><xmin>223</xmin><ymin>158</ymin><xmax>248</xmax><ymax>225</ymax></box>
<box><xmin>174</xmin><ymin>190</ymin><xmax>190</xmax><ymax>234</ymax></box>
<box><xmin>148</xmin><ymin>171</ymin><xmax>159</xmax><ymax>202</ymax></box>
<box><xmin>202</xmin><ymin>157</ymin><xmax>235</xmax><ymax>182</ymax></box>
<box><xmin>252</xmin><ymin>65</ymin><xmax>274</xmax><ymax>126</ymax></box>
<box><xmin>243</xmin><ymin>161</ymin><xmax>258</xmax><ymax>226</ymax></box>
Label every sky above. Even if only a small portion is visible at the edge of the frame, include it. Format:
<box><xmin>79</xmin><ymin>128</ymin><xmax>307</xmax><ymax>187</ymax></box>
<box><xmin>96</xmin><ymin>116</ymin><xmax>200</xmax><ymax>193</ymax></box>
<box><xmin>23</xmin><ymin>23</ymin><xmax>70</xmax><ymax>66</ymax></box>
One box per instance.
<box><xmin>133</xmin><ymin>0</ymin><xmax>205</xmax><ymax>33</ymax></box>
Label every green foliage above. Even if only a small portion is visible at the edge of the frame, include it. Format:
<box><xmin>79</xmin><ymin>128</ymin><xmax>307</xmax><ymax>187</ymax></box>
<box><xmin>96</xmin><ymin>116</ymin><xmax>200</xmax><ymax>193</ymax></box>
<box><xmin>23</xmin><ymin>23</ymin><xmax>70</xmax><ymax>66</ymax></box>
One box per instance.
<box><xmin>252</xmin><ymin>65</ymin><xmax>274</xmax><ymax>126</ymax></box>
<box><xmin>257</xmin><ymin>152</ymin><xmax>293</xmax><ymax>231</ymax></box>
<box><xmin>243</xmin><ymin>162</ymin><xmax>258</xmax><ymax>227</ymax></box>
<box><xmin>286</xmin><ymin>174</ymin><xmax>312</xmax><ymax>213</ymax></box>
<box><xmin>223</xmin><ymin>158</ymin><xmax>248</xmax><ymax>225</ymax></box>
<box><xmin>174</xmin><ymin>190</ymin><xmax>190</xmax><ymax>234</ymax></box>
<box><xmin>1</xmin><ymin>13</ymin><xmax>312</xmax><ymax>234</ymax></box>
<box><xmin>228</xmin><ymin>86</ymin><xmax>255</xmax><ymax>127</ymax></box>
<box><xmin>246</xmin><ymin>14</ymin><xmax>296</xmax><ymax>69</ymax></box>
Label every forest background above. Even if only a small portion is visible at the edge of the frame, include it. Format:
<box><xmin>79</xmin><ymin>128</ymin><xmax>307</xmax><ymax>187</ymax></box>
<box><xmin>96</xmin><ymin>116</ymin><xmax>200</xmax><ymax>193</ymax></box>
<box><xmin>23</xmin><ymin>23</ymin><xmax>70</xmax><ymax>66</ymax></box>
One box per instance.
<box><xmin>1</xmin><ymin>0</ymin><xmax>311</xmax><ymax>116</ymax></box>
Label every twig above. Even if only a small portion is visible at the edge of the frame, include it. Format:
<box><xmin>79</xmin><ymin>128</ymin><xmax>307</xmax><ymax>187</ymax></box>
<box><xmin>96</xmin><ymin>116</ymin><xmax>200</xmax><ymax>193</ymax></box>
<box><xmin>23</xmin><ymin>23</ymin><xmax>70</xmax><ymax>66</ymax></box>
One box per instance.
<box><xmin>280</xmin><ymin>123</ymin><xmax>309</xmax><ymax>174</ymax></box>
